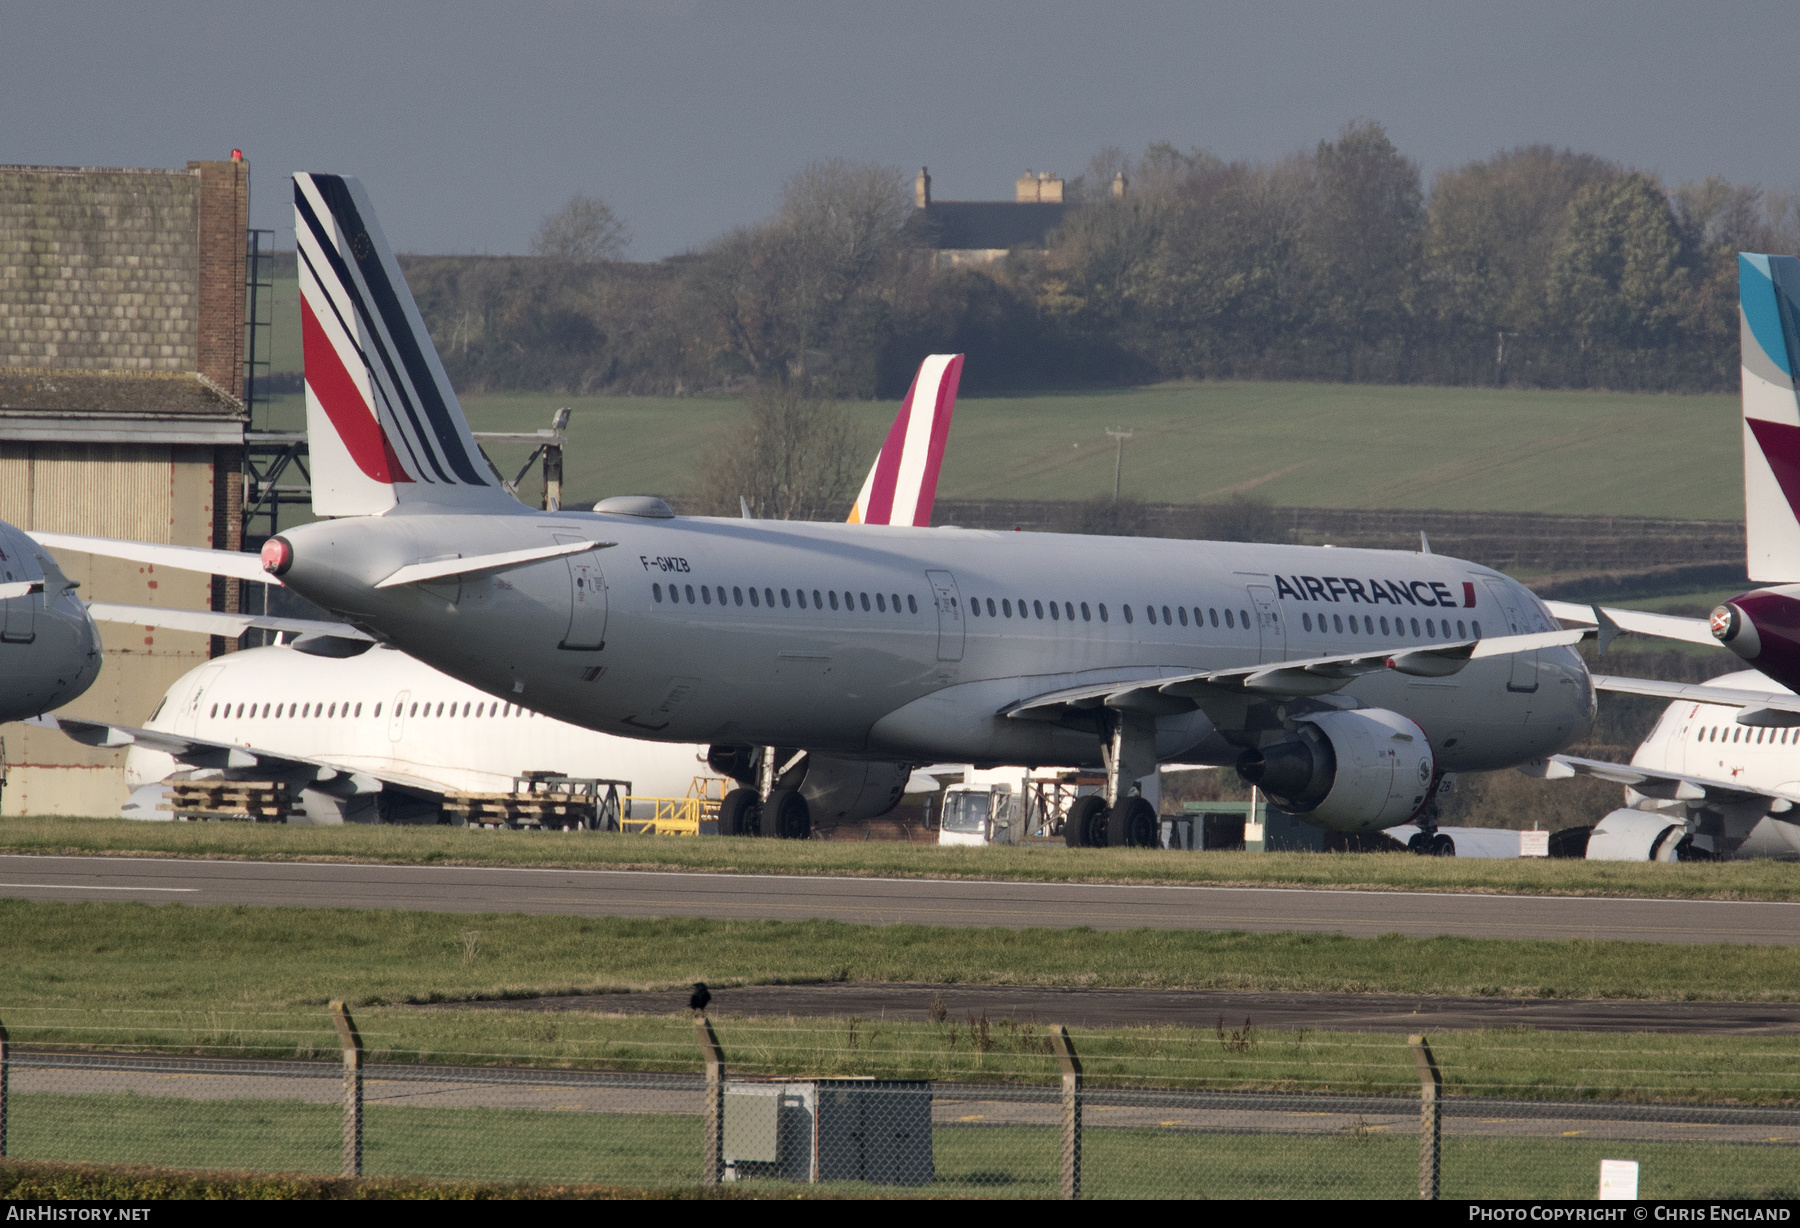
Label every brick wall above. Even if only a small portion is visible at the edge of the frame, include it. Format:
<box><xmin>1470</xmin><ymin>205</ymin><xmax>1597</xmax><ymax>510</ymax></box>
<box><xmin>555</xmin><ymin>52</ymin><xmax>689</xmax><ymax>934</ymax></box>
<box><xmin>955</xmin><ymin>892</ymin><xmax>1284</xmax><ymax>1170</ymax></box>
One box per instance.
<box><xmin>0</xmin><ymin>166</ymin><xmax>201</xmax><ymax>372</ymax></box>
<box><xmin>189</xmin><ymin>159</ymin><xmax>247</xmax><ymax>393</ymax></box>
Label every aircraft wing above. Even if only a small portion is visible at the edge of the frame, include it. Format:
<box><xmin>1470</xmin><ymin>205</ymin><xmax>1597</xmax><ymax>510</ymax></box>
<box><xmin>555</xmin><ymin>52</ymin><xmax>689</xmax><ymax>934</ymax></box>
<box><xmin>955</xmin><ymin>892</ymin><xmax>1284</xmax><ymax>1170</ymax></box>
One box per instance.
<box><xmin>1002</xmin><ymin>628</ymin><xmax>1588</xmax><ymax>720</ymax></box>
<box><xmin>1521</xmin><ymin>752</ymin><xmax>1799</xmax><ymax>811</ymax></box>
<box><xmin>26</xmin><ymin>714</ymin><xmax>448</xmax><ymax>796</ymax></box>
<box><xmin>1590</xmin><ymin>674</ymin><xmax>1800</xmax><ymax>724</ymax></box>
<box><xmin>85</xmin><ymin>602</ymin><xmax>374</xmax><ymax>641</ymax></box>
<box><xmin>1544</xmin><ymin>600</ymin><xmax>1718</xmax><ymax>648</ymax></box>
<box><xmin>29</xmin><ymin>532</ymin><xmax>280</xmax><ymax>586</ymax></box>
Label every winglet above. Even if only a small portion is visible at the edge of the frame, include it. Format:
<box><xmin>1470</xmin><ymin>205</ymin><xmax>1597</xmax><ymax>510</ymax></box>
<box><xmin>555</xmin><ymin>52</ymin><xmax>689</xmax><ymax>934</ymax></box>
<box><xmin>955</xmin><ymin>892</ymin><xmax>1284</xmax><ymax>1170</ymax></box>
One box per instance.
<box><xmin>1419</xmin><ymin>530</ymin><xmax>1432</xmax><ymax>554</ymax></box>
<box><xmin>849</xmin><ymin>354</ymin><xmax>964</xmax><ymax>527</ymax></box>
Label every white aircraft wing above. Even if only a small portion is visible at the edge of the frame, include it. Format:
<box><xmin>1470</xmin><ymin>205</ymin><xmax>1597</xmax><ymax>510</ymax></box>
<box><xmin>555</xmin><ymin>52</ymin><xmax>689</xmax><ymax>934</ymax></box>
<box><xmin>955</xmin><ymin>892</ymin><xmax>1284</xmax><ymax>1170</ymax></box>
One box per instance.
<box><xmin>1003</xmin><ymin>628</ymin><xmax>1588</xmax><ymax>719</ymax></box>
<box><xmin>1590</xmin><ymin>674</ymin><xmax>1800</xmax><ymax>724</ymax></box>
<box><xmin>85</xmin><ymin>602</ymin><xmax>374</xmax><ymax>641</ymax></box>
<box><xmin>1544</xmin><ymin>600</ymin><xmax>1718</xmax><ymax>648</ymax></box>
<box><xmin>27</xmin><ymin>714</ymin><xmax>449</xmax><ymax>796</ymax></box>
<box><xmin>1521</xmin><ymin>752</ymin><xmax>1799</xmax><ymax>811</ymax></box>
<box><xmin>29</xmin><ymin>532</ymin><xmax>280</xmax><ymax>586</ymax></box>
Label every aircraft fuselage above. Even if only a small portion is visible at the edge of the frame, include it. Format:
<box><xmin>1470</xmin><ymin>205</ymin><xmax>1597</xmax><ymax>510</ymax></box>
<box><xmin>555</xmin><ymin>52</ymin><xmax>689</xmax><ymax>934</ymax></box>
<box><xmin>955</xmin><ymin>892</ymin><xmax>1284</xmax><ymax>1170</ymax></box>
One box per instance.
<box><xmin>274</xmin><ymin>508</ymin><xmax>1592</xmax><ymax>773</ymax></box>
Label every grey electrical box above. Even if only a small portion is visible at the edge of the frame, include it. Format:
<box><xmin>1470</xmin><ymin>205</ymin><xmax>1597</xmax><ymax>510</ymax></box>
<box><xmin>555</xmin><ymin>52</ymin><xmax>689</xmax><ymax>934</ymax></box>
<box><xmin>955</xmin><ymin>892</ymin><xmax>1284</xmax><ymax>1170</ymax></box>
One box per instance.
<box><xmin>722</xmin><ymin>1079</ymin><xmax>933</xmax><ymax>1186</ymax></box>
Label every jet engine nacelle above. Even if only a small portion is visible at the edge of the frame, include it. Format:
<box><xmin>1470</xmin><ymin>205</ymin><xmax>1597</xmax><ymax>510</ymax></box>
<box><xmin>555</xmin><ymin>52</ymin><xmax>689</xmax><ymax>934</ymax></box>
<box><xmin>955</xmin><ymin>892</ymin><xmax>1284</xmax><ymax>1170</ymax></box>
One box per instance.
<box><xmin>1586</xmin><ymin>809</ymin><xmax>1691</xmax><ymax>861</ymax></box>
<box><xmin>1236</xmin><ymin>709</ymin><xmax>1434</xmax><ymax>831</ymax></box>
<box><xmin>800</xmin><ymin>757</ymin><xmax>911</xmax><ymax>823</ymax></box>
<box><xmin>706</xmin><ymin>744</ymin><xmax>909</xmax><ymax>823</ymax></box>
<box><xmin>1711</xmin><ymin>588</ymin><xmax>1800</xmax><ymax>691</ymax></box>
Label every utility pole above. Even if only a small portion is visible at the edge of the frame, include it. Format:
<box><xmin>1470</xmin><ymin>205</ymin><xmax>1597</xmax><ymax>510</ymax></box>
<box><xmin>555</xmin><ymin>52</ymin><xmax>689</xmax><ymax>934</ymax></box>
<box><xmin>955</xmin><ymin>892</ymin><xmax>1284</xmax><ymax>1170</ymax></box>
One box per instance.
<box><xmin>1105</xmin><ymin>429</ymin><xmax>1133</xmax><ymax>500</ymax></box>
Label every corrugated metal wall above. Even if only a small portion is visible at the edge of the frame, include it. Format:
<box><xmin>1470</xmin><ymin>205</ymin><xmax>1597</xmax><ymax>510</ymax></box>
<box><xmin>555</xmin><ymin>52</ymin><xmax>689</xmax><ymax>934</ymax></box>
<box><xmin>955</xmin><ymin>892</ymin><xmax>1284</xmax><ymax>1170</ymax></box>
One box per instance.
<box><xmin>0</xmin><ymin>442</ymin><xmax>218</xmax><ymax>816</ymax></box>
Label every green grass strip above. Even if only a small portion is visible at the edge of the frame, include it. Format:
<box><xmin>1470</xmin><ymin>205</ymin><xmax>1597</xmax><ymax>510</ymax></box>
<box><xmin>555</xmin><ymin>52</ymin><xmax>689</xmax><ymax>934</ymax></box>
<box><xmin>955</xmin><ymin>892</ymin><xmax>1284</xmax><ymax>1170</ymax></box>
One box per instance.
<box><xmin>5</xmin><ymin>899</ymin><xmax>1799</xmax><ymax>1012</ymax></box>
<box><xmin>5</xmin><ymin>1103</ymin><xmax>1793</xmax><ymax>1199</ymax></box>
<box><xmin>4</xmin><ymin>816</ymin><xmax>1794</xmax><ymax>901</ymax></box>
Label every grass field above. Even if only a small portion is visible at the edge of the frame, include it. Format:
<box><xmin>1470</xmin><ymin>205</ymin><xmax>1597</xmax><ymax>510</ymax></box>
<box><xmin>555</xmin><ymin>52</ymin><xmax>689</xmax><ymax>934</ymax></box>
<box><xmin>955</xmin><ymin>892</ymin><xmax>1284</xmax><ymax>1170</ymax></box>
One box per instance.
<box><xmin>2</xmin><ymin>815</ymin><xmax>1791</xmax><ymax>901</ymax></box>
<box><xmin>10</xmin><ymin>1097</ymin><xmax>1793</xmax><ymax>1197</ymax></box>
<box><xmin>254</xmin><ymin>380</ymin><xmax>1739</xmax><ymax>519</ymax></box>
<box><xmin>5</xmin><ymin>898</ymin><xmax>1798</xmax><ymax>1013</ymax></box>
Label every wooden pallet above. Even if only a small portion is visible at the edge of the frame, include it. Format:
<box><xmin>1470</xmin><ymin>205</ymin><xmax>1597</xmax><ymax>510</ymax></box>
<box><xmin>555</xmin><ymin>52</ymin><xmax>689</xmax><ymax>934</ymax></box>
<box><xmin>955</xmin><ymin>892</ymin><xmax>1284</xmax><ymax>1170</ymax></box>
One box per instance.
<box><xmin>159</xmin><ymin>780</ymin><xmax>297</xmax><ymax>823</ymax></box>
<box><xmin>442</xmin><ymin>791</ymin><xmax>597</xmax><ymax>830</ymax></box>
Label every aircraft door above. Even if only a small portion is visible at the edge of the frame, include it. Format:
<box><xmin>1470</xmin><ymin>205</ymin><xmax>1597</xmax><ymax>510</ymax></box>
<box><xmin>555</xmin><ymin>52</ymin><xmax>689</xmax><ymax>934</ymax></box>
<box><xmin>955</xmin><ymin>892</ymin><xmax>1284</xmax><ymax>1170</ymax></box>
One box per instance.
<box><xmin>388</xmin><ymin>691</ymin><xmax>410</xmax><ymax>743</ymax></box>
<box><xmin>1246</xmin><ymin>585</ymin><xmax>1286</xmax><ymax>662</ymax></box>
<box><xmin>925</xmin><ymin>570</ymin><xmax>965</xmax><ymax>662</ymax></box>
<box><xmin>1481</xmin><ymin>579</ymin><xmax>1538</xmax><ymax>693</ymax></box>
<box><xmin>558</xmin><ymin>537</ymin><xmax>607</xmax><ymax>651</ymax></box>
<box><xmin>173</xmin><ymin>665</ymin><xmax>225</xmax><ymax>736</ymax></box>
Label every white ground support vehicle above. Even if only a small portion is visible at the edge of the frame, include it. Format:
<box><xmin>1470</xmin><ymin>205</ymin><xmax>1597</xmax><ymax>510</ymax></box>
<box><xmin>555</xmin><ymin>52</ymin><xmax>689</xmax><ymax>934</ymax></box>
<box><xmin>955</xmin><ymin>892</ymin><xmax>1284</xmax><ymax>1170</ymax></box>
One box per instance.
<box><xmin>937</xmin><ymin>779</ymin><xmax>1023</xmax><ymax>846</ymax></box>
<box><xmin>935</xmin><ymin>767</ymin><xmax>1114</xmax><ymax>846</ymax></box>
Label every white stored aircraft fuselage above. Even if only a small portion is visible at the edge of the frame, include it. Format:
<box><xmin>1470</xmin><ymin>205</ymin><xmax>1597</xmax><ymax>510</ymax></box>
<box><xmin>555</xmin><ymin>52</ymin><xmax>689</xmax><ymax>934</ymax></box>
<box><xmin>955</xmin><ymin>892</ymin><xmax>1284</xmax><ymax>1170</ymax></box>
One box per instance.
<box><xmin>120</xmin><ymin>643</ymin><xmax>714</xmax><ymax>822</ymax></box>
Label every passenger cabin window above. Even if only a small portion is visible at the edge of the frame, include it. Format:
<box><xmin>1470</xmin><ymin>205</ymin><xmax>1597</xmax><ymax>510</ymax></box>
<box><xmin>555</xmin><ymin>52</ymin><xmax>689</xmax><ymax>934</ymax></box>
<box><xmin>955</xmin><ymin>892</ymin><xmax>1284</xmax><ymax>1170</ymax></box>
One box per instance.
<box><xmin>1099</xmin><ymin>604</ymin><xmax>1108</xmax><ymax>622</ymax></box>
<box><xmin>1081</xmin><ymin>602</ymin><xmax>1091</xmax><ymax>621</ymax></box>
<box><xmin>1123</xmin><ymin>605</ymin><xmax>1134</xmax><ymax>624</ymax></box>
<box><xmin>908</xmin><ymin>595</ymin><xmax>918</xmax><ymax>613</ymax></box>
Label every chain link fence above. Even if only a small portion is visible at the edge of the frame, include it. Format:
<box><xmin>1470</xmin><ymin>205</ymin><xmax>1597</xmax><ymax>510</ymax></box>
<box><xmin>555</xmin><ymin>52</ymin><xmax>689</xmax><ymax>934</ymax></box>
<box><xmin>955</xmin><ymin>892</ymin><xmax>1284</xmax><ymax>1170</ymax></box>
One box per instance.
<box><xmin>1</xmin><ymin>1006</ymin><xmax>1794</xmax><ymax>1198</ymax></box>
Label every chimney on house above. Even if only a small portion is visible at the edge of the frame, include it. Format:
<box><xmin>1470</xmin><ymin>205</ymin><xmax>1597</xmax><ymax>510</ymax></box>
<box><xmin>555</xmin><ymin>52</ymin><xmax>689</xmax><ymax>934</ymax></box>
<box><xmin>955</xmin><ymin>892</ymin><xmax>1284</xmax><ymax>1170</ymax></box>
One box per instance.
<box><xmin>1016</xmin><ymin>170</ymin><xmax>1064</xmax><ymax>204</ymax></box>
<box><xmin>915</xmin><ymin>167</ymin><xmax>931</xmax><ymax>209</ymax></box>
<box><xmin>1112</xmin><ymin>170</ymin><xmax>1128</xmax><ymax>198</ymax></box>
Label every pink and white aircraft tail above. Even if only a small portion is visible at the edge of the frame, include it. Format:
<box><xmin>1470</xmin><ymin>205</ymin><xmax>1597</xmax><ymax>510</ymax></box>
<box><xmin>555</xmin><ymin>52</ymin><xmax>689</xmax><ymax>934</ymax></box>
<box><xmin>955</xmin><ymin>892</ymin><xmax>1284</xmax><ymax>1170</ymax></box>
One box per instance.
<box><xmin>846</xmin><ymin>354</ymin><xmax>963</xmax><ymax>527</ymax></box>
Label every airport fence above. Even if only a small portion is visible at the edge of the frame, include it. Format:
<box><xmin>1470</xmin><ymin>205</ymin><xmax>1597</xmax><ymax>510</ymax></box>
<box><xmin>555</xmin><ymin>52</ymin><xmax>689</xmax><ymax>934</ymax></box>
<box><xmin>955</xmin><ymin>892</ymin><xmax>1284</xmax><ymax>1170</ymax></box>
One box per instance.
<box><xmin>0</xmin><ymin>1005</ymin><xmax>1794</xmax><ymax>1199</ymax></box>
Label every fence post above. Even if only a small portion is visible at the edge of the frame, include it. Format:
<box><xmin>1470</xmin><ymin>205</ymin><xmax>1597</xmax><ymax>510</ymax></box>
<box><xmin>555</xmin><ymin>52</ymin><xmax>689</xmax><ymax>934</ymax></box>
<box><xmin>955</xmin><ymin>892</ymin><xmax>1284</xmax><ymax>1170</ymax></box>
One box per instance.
<box><xmin>0</xmin><ymin>1014</ymin><xmax>9</xmax><ymax>1158</ymax></box>
<box><xmin>1050</xmin><ymin>1024</ymin><xmax>1082</xmax><ymax>1200</ymax></box>
<box><xmin>330</xmin><ymin>1000</ymin><xmax>363</xmax><ymax>1178</ymax></box>
<box><xmin>1410</xmin><ymin>1034</ymin><xmax>1441</xmax><ymax>1200</ymax></box>
<box><xmin>696</xmin><ymin>1015</ymin><xmax>724</xmax><ymax>1186</ymax></box>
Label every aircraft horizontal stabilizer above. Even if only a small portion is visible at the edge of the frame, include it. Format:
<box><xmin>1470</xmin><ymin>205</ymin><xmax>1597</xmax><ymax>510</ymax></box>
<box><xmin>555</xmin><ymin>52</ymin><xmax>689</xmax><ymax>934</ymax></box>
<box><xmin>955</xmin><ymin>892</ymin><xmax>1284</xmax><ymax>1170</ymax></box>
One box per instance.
<box><xmin>1590</xmin><ymin>673</ymin><xmax>1800</xmax><ymax>722</ymax></box>
<box><xmin>374</xmin><ymin>540</ymin><xmax>613</xmax><ymax>589</ymax></box>
<box><xmin>1003</xmin><ymin>627</ymin><xmax>1590</xmax><ymax>720</ymax></box>
<box><xmin>85</xmin><ymin>602</ymin><xmax>374</xmax><ymax>642</ymax></box>
<box><xmin>0</xmin><ymin>580</ymin><xmax>44</xmax><ymax>600</ymax></box>
<box><xmin>1543</xmin><ymin>600</ymin><xmax>1717</xmax><ymax>648</ymax></box>
<box><xmin>29</xmin><ymin>533</ymin><xmax>281</xmax><ymax>587</ymax></box>
<box><xmin>1521</xmin><ymin>752</ymin><xmax>1798</xmax><ymax>811</ymax></box>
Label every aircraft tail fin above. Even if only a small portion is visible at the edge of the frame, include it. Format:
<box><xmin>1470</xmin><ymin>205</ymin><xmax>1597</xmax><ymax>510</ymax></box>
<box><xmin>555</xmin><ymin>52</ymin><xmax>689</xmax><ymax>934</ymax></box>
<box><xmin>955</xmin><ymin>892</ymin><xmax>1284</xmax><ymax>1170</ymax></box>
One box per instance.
<box><xmin>294</xmin><ymin>173</ymin><xmax>511</xmax><ymax>516</ymax></box>
<box><xmin>1741</xmin><ymin>253</ymin><xmax>1800</xmax><ymax>581</ymax></box>
<box><xmin>847</xmin><ymin>354</ymin><xmax>964</xmax><ymax>527</ymax></box>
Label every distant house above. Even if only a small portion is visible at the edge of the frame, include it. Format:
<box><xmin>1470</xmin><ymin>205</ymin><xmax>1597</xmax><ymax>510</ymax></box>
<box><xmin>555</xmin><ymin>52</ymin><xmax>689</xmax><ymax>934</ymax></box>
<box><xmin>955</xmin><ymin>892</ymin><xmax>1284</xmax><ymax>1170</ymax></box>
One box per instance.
<box><xmin>905</xmin><ymin>167</ymin><xmax>1081</xmax><ymax>268</ymax></box>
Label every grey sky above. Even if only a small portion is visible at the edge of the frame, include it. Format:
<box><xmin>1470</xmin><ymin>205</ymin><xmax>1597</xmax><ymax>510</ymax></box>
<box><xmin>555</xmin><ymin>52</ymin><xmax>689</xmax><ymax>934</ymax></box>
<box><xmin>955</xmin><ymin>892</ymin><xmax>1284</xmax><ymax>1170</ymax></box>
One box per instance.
<box><xmin>5</xmin><ymin>1</ymin><xmax>1794</xmax><ymax>259</ymax></box>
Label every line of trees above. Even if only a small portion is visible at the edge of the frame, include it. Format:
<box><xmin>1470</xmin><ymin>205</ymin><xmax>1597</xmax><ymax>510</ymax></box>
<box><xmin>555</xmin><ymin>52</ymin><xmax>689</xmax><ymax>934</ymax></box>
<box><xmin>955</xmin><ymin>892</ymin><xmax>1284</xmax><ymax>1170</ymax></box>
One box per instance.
<box><xmin>400</xmin><ymin>125</ymin><xmax>1800</xmax><ymax>398</ymax></box>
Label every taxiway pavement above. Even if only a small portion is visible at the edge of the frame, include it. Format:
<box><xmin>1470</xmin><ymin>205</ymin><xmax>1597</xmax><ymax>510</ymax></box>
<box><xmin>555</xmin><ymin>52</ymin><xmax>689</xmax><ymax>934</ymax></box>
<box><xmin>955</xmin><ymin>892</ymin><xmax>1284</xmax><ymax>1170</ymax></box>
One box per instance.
<box><xmin>1</xmin><ymin>853</ymin><xmax>1794</xmax><ymax>945</ymax></box>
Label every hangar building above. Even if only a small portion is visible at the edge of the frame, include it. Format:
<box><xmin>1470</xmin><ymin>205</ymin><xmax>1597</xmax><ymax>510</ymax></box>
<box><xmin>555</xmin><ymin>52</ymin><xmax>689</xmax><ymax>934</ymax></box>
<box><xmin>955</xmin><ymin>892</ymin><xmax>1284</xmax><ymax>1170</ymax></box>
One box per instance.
<box><xmin>0</xmin><ymin>157</ymin><xmax>253</xmax><ymax>814</ymax></box>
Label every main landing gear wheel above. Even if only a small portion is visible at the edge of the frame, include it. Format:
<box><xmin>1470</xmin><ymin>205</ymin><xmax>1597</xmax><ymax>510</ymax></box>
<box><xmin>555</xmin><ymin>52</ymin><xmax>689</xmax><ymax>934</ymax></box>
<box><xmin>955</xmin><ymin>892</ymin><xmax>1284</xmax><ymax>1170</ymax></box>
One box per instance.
<box><xmin>719</xmin><ymin>787</ymin><xmax>761</xmax><ymax>837</ymax></box>
<box><xmin>1065</xmin><ymin>795</ymin><xmax>1109</xmax><ymax>848</ymax></box>
<box><xmin>1409</xmin><ymin>832</ymin><xmax>1455</xmax><ymax>856</ymax></box>
<box><xmin>763</xmin><ymin>788</ymin><xmax>812</xmax><ymax>840</ymax></box>
<box><xmin>1108</xmin><ymin>797</ymin><xmax>1160</xmax><ymax>849</ymax></box>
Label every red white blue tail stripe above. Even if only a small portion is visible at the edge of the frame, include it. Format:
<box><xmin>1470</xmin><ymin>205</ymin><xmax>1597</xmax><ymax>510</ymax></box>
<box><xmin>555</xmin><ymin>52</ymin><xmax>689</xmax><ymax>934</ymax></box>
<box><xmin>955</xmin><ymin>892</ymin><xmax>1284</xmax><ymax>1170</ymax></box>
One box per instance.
<box><xmin>295</xmin><ymin>173</ymin><xmax>503</xmax><ymax>514</ymax></box>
